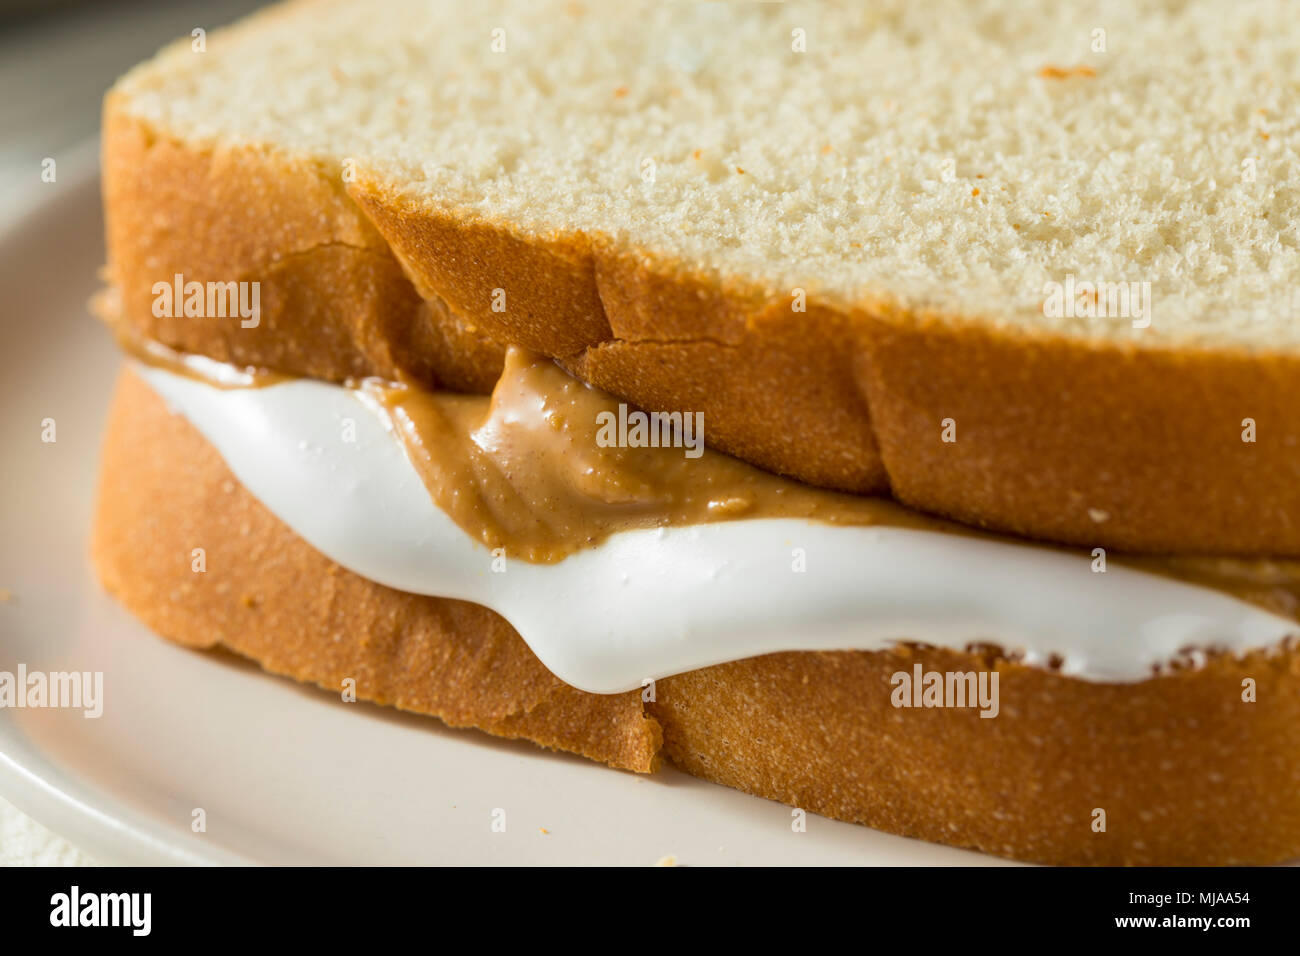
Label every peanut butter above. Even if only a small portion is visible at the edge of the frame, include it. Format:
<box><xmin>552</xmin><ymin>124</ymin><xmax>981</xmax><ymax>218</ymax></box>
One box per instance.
<box><xmin>114</xmin><ymin>329</ymin><xmax>1300</xmax><ymax>620</ymax></box>
<box><xmin>359</xmin><ymin>347</ymin><xmax>947</xmax><ymax>562</ymax></box>
<box><xmin>1123</xmin><ymin>555</ymin><xmax>1300</xmax><ymax>623</ymax></box>
<box><xmin>106</xmin><ymin>309</ymin><xmax>289</xmax><ymax>388</ymax></box>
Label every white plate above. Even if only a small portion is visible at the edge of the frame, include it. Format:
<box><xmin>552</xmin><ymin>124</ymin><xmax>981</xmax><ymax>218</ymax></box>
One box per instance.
<box><xmin>0</xmin><ymin>148</ymin><xmax>1002</xmax><ymax>866</ymax></box>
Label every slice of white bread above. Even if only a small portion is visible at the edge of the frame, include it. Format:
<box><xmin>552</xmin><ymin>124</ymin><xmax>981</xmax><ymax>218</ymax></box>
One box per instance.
<box><xmin>102</xmin><ymin>0</ymin><xmax>1300</xmax><ymax>553</ymax></box>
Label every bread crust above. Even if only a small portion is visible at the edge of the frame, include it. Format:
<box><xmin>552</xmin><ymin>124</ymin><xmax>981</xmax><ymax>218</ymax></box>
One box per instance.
<box><xmin>93</xmin><ymin>366</ymin><xmax>1300</xmax><ymax>865</ymax></box>
<box><xmin>92</xmin><ymin>368</ymin><xmax>660</xmax><ymax>771</ymax></box>
<box><xmin>101</xmin><ymin>103</ymin><xmax>1300</xmax><ymax>555</ymax></box>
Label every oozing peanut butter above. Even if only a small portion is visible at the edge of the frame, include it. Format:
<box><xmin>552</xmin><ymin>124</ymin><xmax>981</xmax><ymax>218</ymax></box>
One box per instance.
<box><xmin>1123</xmin><ymin>555</ymin><xmax>1300</xmax><ymax>623</ymax></box>
<box><xmin>112</xmin><ymin>327</ymin><xmax>1300</xmax><ymax>621</ymax></box>
<box><xmin>358</xmin><ymin>356</ymin><xmax>1300</xmax><ymax>616</ymax></box>
<box><xmin>359</xmin><ymin>347</ymin><xmax>947</xmax><ymax>562</ymax></box>
<box><xmin>106</xmin><ymin>309</ymin><xmax>290</xmax><ymax>388</ymax></box>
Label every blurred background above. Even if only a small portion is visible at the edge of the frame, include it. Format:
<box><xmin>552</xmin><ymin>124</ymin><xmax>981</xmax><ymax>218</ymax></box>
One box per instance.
<box><xmin>0</xmin><ymin>0</ymin><xmax>269</xmax><ymax>866</ymax></box>
<box><xmin>0</xmin><ymin>0</ymin><xmax>267</xmax><ymax>218</ymax></box>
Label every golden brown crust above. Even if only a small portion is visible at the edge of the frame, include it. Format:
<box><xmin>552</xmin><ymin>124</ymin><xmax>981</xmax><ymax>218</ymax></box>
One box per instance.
<box><xmin>102</xmin><ymin>102</ymin><xmax>1300</xmax><ymax>554</ymax></box>
<box><xmin>101</xmin><ymin>106</ymin><xmax>507</xmax><ymax>391</ymax></box>
<box><xmin>93</xmin><ymin>366</ymin><xmax>1300</xmax><ymax>865</ymax></box>
<box><xmin>350</xmin><ymin>195</ymin><xmax>891</xmax><ymax>493</ymax></box>
<box><xmin>92</xmin><ymin>368</ymin><xmax>658</xmax><ymax>772</ymax></box>
<box><xmin>655</xmin><ymin>647</ymin><xmax>1300</xmax><ymax>866</ymax></box>
<box><xmin>850</xmin><ymin>313</ymin><xmax>1300</xmax><ymax>553</ymax></box>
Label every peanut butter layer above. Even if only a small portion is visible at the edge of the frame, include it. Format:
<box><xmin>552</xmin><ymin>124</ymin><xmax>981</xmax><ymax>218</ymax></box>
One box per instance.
<box><xmin>113</xmin><ymin>328</ymin><xmax>1300</xmax><ymax>616</ymax></box>
<box><xmin>105</xmin><ymin>296</ymin><xmax>293</xmax><ymax>389</ymax></box>
<box><xmin>360</xmin><ymin>347</ymin><xmax>947</xmax><ymax>562</ymax></box>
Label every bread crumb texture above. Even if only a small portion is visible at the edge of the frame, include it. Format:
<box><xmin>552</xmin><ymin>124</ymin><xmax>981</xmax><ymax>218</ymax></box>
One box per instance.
<box><xmin>113</xmin><ymin>0</ymin><xmax>1299</xmax><ymax>347</ymax></box>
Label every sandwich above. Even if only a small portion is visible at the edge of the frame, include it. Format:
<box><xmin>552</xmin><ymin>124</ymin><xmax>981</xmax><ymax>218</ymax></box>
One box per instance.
<box><xmin>90</xmin><ymin>0</ymin><xmax>1300</xmax><ymax>865</ymax></box>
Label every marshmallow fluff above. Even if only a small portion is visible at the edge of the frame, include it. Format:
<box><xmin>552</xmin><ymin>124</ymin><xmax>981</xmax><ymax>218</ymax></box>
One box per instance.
<box><xmin>133</xmin><ymin>361</ymin><xmax>1299</xmax><ymax>694</ymax></box>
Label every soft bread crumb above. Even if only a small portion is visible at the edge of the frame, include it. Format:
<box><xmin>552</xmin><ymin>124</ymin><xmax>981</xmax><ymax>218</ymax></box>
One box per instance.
<box><xmin>111</xmin><ymin>0</ymin><xmax>1300</xmax><ymax>348</ymax></box>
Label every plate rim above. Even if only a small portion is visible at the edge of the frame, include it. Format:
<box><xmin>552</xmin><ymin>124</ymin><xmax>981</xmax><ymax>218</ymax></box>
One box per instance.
<box><xmin>0</xmin><ymin>142</ymin><xmax>247</xmax><ymax>865</ymax></box>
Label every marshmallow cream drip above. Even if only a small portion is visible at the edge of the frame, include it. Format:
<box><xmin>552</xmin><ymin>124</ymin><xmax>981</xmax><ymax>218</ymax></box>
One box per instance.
<box><xmin>133</xmin><ymin>359</ymin><xmax>1300</xmax><ymax>694</ymax></box>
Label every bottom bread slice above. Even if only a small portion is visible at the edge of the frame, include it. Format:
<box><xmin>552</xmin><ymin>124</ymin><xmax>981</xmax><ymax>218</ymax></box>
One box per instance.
<box><xmin>91</xmin><ymin>366</ymin><xmax>1300</xmax><ymax>865</ymax></box>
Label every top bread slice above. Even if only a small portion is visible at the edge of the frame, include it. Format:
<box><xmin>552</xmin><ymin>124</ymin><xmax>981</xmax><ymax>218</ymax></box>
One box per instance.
<box><xmin>102</xmin><ymin>0</ymin><xmax>1300</xmax><ymax>554</ymax></box>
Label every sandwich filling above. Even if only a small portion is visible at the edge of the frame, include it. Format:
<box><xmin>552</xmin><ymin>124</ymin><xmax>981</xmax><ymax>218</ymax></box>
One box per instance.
<box><xmin>119</xmin><ymin>335</ymin><xmax>1300</xmax><ymax>692</ymax></box>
